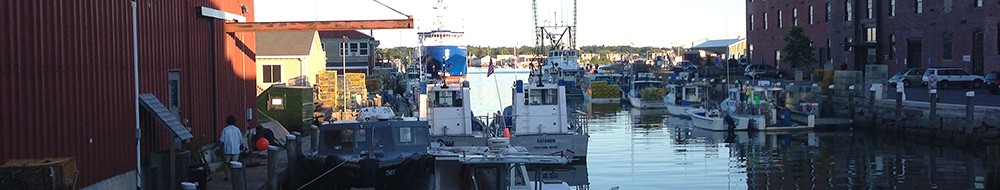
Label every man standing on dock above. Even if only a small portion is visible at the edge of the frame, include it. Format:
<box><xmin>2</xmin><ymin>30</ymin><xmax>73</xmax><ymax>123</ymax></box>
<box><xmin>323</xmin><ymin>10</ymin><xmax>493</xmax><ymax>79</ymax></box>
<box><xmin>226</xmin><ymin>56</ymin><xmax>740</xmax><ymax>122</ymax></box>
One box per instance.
<box><xmin>219</xmin><ymin>115</ymin><xmax>243</xmax><ymax>181</ymax></box>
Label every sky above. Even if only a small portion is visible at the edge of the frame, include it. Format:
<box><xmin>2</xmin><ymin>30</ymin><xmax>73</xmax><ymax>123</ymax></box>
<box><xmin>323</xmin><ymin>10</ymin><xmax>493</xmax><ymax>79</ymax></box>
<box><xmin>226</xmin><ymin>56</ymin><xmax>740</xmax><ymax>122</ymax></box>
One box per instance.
<box><xmin>254</xmin><ymin>0</ymin><xmax>746</xmax><ymax>48</ymax></box>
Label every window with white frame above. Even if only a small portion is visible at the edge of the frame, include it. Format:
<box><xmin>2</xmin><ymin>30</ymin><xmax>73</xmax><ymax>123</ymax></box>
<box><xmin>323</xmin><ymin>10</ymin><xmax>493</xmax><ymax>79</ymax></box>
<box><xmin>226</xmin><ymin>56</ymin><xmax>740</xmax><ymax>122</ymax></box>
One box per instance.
<box><xmin>340</xmin><ymin>42</ymin><xmax>371</xmax><ymax>56</ymax></box>
<box><xmin>750</xmin><ymin>14</ymin><xmax>754</xmax><ymax>31</ymax></box>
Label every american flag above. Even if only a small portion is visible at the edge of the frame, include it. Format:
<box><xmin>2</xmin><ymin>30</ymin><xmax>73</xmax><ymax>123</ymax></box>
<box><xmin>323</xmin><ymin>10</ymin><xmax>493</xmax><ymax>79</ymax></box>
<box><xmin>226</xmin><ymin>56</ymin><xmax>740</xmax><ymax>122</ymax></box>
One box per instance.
<box><xmin>487</xmin><ymin>57</ymin><xmax>495</xmax><ymax>77</ymax></box>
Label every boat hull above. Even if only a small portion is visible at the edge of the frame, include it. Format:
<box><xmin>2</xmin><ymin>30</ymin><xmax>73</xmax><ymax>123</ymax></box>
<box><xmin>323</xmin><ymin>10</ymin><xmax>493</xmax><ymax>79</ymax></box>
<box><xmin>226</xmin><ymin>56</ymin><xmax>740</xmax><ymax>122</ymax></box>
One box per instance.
<box><xmin>688</xmin><ymin>109</ymin><xmax>726</xmax><ymax>131</ymax></box>
<box><xmin>665</xmin><ymin>104</ymin><xmax>694</xmax><ymax>116</ymax></box>
<box><xmin>430</xmin><ymin>134</ymin><xmax>588</xmax><ymax>160</ymax></box>
<box><xmin>299</xmin><ymin>154</ymin><xmax>434</xmax><ymax>189</ymax></box>
<box><xmin>629</xmin><ymin>97</ymin><xmax>667</xmax><ymax>109</ymax></box>
<box><xmin>730</xmin><ymin>114</ymin><xmax>766</xmax><ymax>131</ymax></box>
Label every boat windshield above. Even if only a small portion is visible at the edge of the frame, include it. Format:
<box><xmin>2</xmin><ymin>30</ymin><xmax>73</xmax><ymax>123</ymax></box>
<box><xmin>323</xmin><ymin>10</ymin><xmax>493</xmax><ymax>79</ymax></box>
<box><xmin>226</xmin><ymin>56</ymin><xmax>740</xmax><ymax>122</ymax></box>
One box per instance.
<box><xmin>322</xmin><ymin>129</ymin><xmax>358</xmax><ymax>150</ymax></box>
<box><xmin>525</xmin><ymin>89</ymin><xmax>559</xmax><ymax>105</ymax></box>
<box><xmin>432</xmin><ymin>90</ymin><xmax>463</xmax><ymax>107</ymax></box>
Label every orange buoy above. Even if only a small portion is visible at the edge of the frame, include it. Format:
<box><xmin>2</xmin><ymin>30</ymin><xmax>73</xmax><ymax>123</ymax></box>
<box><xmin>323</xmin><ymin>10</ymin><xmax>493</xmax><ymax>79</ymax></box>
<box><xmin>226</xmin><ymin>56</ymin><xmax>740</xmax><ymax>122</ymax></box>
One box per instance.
<box><xmin>256</xmin><ymin>138</ymin><xmax>269</xmax><ymax>151</ymax></box>
<box><xmin>503</xmin><ymin>128</ymin><xmax>511</xmax><ymax>138</ymax></box>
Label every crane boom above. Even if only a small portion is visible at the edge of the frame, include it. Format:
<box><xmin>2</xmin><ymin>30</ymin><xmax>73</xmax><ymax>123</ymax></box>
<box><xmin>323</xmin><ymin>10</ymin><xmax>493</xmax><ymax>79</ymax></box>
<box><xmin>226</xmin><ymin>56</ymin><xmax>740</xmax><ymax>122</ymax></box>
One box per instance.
<box><xmin>223</xmin><ymin>16</ymin><xmax>413</xmax><ymax>32</ymax></box>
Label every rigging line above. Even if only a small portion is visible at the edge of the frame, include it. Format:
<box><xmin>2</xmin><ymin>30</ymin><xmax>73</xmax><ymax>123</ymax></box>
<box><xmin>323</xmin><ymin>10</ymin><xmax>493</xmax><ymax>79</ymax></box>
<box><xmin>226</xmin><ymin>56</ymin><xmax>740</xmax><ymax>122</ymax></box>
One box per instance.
<box><xmin>297</xmin><ymin>159</ymin><xmax>350</xmax><ymax>190</ymax></box>
<box><xmin>372</xmin><ymin>0</ymin><xmax>410</xmax><ymax>17</ymax></box>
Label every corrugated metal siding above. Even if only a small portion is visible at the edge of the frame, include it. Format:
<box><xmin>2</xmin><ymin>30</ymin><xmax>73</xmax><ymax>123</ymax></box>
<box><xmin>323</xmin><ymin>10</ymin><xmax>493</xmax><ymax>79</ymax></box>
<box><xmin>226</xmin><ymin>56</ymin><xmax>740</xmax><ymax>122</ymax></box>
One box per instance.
<box><xmin>1</xmin><ymin>0</ymin><xmax>256</xmax><ymax>187</ymax></box>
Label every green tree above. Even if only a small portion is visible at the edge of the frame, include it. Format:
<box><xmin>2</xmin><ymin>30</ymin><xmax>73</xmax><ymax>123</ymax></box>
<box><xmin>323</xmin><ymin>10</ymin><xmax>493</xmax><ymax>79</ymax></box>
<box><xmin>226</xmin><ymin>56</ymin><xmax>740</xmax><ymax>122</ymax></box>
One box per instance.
<box><xmin>781</xmin><ymin>26</ymin><xmax>817</xmax><ymax>71</ymax></box>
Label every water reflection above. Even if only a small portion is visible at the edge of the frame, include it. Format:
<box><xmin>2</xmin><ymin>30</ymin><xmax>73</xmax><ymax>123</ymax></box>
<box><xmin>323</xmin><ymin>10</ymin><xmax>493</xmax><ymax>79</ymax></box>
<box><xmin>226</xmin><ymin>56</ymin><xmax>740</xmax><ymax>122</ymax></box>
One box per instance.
<box><xmin>467</xmin><ymin>70</ymin><xmax>994</xmax><ymax>189</ymax></box>
<box><xmin>579</xmin><ymin>102</ymin><xmax>993</xmax><ymax>189</ymax></box>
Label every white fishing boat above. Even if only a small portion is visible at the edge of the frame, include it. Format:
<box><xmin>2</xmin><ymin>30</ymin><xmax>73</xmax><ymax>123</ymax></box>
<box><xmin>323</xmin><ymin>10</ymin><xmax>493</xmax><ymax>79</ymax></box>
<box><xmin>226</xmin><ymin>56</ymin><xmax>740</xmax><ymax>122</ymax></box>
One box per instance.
<box><xmin>687</xmin><ymin>108</ymin><xmax>726</xmax><ymax>131</ymax></box>
<box><xmin>720</xmin><ymin>88</ymin><xmax>767</xmax><ymax>131</ymax></box>
<box><xmin>493</xmin><ymin>75</ymin><xmax>589</xmax><ymax>160</ymax></box>
<box><xmin>626</xmin><ymin>80</ymin><xmax>667</xmax><ymax>109</ymax></box>
<box><xmin>541</xmin><ymin>49</ymin><xmax>585</xmax><ymax>95</ymax></box>
<box><xmin>664</xmin><ymin>84</ymin><xmax>704</xmax><ymax>116</ymax></box>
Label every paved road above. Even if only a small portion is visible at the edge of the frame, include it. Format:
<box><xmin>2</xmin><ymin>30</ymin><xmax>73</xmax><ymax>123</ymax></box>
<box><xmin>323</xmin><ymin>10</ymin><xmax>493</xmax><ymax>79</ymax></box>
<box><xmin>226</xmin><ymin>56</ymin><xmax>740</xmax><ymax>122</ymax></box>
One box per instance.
<box><xmin>887</xmin><ymin>86</ymin><xmax>1000</xmax><ymax>107</ymax></box>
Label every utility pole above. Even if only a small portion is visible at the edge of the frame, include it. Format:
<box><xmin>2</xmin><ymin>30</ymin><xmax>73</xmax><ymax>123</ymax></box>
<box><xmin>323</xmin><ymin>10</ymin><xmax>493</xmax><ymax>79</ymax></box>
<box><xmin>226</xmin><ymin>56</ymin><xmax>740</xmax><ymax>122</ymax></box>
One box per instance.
<box><xmin>342</xmin><ymin>36</ymin><xmax>349</xmax><ymax>115</ymax></box>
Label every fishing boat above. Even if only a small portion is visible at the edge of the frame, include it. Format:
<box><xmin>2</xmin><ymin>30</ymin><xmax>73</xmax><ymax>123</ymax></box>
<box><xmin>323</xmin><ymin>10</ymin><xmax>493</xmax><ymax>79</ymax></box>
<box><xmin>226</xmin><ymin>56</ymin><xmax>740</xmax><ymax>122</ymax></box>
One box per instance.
<box><xmin>299</xmin><ymin>107</ymin><xmax>434</xmax><ymax>189</ymax></box>
<box><xmin>581</xmin><ymin>73</ymin><xmax>623</xmax><ymax>104</ymax></box>
<box><xmin>416</xmin><ymin>0</ymin><xmax>496</xmax><ymax>149</ymax></box>
<box><xmin>720</xmin><ymin>87</ymin><xmax>769</xmax><ymax>131</ymax></box>
<box><xmin>687</xmin><ymin>108</ymin><xmax>726</xmax><ymax>131</ymax></box>
<box><xmin>541</xmin><ymin>49</ymin><xmax>584</xmax><ymax>95</ymax></box>
<box><xmin>664</xmin><ymin>84</ymin><xmax>704</xmax><ymax>116</ymax></box>
<box><xmin>626</xmin><ymin>80</ymin><xmax>668</xmax><ymax>109</ymax></box>
<box><xmin>429</xmin><ymin>138</ymin><xmax>573</xmax><ymax>190</ymax></box>
<box><xmin>493</xmin><ymin>74</ymin><xmax>589</xmax><ymax>160</ymax></box>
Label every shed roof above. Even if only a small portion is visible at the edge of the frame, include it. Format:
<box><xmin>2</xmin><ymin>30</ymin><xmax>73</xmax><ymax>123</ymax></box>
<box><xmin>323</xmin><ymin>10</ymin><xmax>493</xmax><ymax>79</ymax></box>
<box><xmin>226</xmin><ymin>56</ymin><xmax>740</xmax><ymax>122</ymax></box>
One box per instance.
<box><xmin>257</xmin><ymin>31</ymin><xmax>318</xmax><ymax>56</ymax></box>
<box><xmin>692</xmin><ymin>39</ymin><xmax>744</xmax><ymax>49</ymax></box>
<box><xmin>318</xmin><ymin>30</ymin><xmax>373</xmax><ymax>39</ymax></box>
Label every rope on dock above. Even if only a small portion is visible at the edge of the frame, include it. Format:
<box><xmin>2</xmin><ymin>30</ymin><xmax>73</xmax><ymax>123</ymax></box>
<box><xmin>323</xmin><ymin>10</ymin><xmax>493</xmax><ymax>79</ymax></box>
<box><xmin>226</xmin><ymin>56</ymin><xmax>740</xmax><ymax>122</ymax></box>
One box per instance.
<box><xmin>296</xmin><ymin>159</ymin><xmax>349</xmax><ymax>190</ymax></box>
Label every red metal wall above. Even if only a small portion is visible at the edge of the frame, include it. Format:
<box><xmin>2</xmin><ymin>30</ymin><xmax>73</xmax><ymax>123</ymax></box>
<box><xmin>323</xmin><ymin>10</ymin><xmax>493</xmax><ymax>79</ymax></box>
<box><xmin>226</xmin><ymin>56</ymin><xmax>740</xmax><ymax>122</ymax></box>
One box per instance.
<box><xmin>0</xmin><ymin>0</ymin><xmax>256</xmax><ymax>187</ymax></box>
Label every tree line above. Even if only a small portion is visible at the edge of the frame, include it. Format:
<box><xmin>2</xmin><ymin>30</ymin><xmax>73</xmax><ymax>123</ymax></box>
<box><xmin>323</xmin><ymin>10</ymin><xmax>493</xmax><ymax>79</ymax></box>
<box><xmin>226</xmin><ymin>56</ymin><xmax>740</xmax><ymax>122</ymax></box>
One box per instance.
<box><xmin>378</xmin><ymin>45</ymin><xmax>676</xmax><ymax>61</ymax></box>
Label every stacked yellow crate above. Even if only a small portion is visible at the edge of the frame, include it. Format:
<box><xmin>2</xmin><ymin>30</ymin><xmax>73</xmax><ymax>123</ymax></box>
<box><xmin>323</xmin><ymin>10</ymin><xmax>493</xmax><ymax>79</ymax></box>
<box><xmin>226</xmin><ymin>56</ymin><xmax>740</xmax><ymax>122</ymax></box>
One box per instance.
<box><xmin>316</xmin><ymin>71</ymin><xmax>339</xmax><ymax>108</ymax></box>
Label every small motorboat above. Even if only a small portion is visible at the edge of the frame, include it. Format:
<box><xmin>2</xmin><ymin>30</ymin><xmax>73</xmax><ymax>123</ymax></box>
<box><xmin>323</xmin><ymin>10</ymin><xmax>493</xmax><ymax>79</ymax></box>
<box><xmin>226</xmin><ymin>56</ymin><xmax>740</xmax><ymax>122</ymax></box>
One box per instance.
<box><xmin>687</xmin><ymin>108</ymin><xmax>726</xmax><ymax>131</ymax></box>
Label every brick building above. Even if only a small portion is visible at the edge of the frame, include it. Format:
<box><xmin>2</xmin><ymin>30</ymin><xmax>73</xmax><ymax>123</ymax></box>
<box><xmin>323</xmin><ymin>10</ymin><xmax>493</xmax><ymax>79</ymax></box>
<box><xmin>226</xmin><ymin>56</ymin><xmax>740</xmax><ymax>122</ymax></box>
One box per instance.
<box><xmin>747</xmin><ymin>0</ymin><xmax>1000</xmax><ymax>75</ymax></box>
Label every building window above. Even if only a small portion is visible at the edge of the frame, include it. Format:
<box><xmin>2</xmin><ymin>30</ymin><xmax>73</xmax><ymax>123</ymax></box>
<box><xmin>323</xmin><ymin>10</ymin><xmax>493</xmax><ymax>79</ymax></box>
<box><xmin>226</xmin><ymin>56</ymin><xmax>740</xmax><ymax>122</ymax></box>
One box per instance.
<box><xmin>975</xmin><ymin>0</ymin><xmax>983</xmax><ymax>7</ymax></box>
<box><xmin>845</xmin><ymin>37</ymin><xmax>853</xmax><ymax>51</ymax></box>
<box><xmin>827</xmin><ymin>38</ymin><xmax>833</xmax><ymax>63</ymax></box>
<box><xmin>944</xmin><ymin>0</ymin><xmax>953</xmax><ymax>13</ymax></box>
<box><xmin>793</xmin><ymin>8</ymin><xmax>798</xmax><ymax>26</ymax></box>
<box><xmin>826</xmin><ymin>2</ymin><xmax>832</xmax><ymax>23</ymax></box>
<box><xmin>889</xmin><ymin>34</ymin><xmax>896</xmax><ymax>59</ymax></box>
<box><xmin>321</xmin><ymin>42</ymin><xmax>326</xmax><ymax>51</ymax></box>
<box><xmin>809</xmin><ymin>5</ymin><xmax>815</xmax><ymax>24</ymax></box>
<box><xmin>359</xmin><ymin>42</ymin><xmax>370</xmax><ymax>56</ymax></box>
<box><xmin>943</xmin><ymin>32</ymin><xmax>953</xmax><ymax>60</ymax></box>
<box><xmin>997</xmin><ymin>24</ymin><xmax>999</xmax><ymax>55</ymax></box>
<box><xmin>845</xmin><ymin>0</ymin><xmax>853</xmax><ymax>21</ymax></box>
<box><xmin>779</xmin><ymin>10</ymin><xmax>783</xmax><ymax>28</ymax></box>
<box><xmin>866</xmin><ymin>27</ymin><xmax>877</xmax><ymax>42</ymax></box>
<box><xmin>890</xmin><ymin>0</ymin><xmax>896</xmax><ymax>17</ymax></box>
<box><xmin>867</xmin><ymin>0</ymin><xmax>873</xmax><ymax>19</ymax></box>
<box><xmin>764</xmin><ymin>12</ymin><xmax>768</xmax><ymax>30</ymax></box>
<box><xmin>775</xmin><ymin>50</ymin><xmax>782</xmax><ymax>66</ymax></box>
<box><xmin>916</xmin><ymin>0</ymin><xmax>923</xmax><ymax>14</ymax></box>
<box><xmin>340</xmin><ymin>42</ymin><xmax>370</xmax><ymax>56</ymax></box>
<box><xmin>749</xmin><ymin>14</ymin><xmax>754</xmax><ymax>31</ymax></box>
<box><xmin>168</xmin><ymin>70</ymin><xmax>181</xmax><ymax>111</ymax></box>
<box><xmin>263</xmin><ymin>65</ymin><xmax>282</xmax><ymax>83</ymax></box>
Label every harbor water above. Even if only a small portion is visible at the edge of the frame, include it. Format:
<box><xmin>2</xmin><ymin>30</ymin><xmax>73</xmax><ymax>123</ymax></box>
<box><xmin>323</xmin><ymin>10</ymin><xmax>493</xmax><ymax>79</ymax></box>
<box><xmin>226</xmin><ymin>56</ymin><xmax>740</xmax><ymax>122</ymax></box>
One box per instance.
<box><xmin>465</xmin><ymin>68</ymin><xmax>995</xmax><ymax>189</ymax></box>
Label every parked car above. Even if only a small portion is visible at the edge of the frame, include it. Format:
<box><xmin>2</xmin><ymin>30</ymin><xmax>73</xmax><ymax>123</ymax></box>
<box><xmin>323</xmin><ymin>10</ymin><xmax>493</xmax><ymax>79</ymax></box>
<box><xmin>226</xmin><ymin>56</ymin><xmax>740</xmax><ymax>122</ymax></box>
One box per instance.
<box><xmin>921</xmin><ymin>68</ymin><xmax>985</xmax><ymax>88</ymax></box>
<box><xmin>888</xmin><ymin>68</ymin><xmax>925</xmax><ymax>87</ymax></box>
<box><xmin>986</xmin><ymin>71</ymin><xmax>999</xmax><ymax>94</ymax></box>
<box><xmin>673</xmin><ymin>61</ymin><xmax>698</xmax><ymax>71</ymax></box>
<box><xmin>744</xmin><ymin>64</ymin><xmax>785</xmax><ymax>79</ymax></box>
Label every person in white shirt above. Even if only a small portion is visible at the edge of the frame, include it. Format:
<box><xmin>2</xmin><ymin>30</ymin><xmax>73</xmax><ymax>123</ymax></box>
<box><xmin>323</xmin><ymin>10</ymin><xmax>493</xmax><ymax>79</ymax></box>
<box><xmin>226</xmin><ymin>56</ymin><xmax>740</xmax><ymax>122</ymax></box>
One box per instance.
<box><xmin>219</xmin><ymin>115</ymin><xmax>243</xmax><ymax>181</ymax></box>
